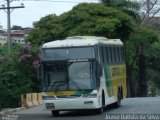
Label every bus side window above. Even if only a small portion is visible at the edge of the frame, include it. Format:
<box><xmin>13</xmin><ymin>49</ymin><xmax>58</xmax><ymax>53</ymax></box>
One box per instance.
<box><xmin>99</xmin><ymin>46</ymin><xmax>104</xmax><ymax>63</ymax></box>
<box><xmin>117</xmin><ymin>47</ymin><xmax>120</xmax><ymax>63</ymax></box>
<box><xmin>111</xmin><ymin>47</ymin><xmax>115</xmax><ymax>64</ymax></box>
<box><xmin>121</xmin><ymin>47</ymin><xmax>125</xmax><ymax>62</ymax></box>
<box><xmin>102</xmin><ymin>47</ymin><xmax>105</xmax><ymax>63</ymax></box>
<box><xmin>96</xmin><ymin>63</ymin><xmax>102</xmax><ymax>88</ymax></box>
<box><xmin>119</xmin><ymin>47</ymin><xmax>122</xmax><ymax>63</ymax></box>
<box><xmin>105</xmin><ymin>47</ymin><xmax>108</xmax><ymax>63</ymax></box>
<box><xmin>114</xmin><ymin>47</ymin><xmax>117</xmax><ymax>63</ymax></box>
<box><xmin>115</xmin><ymin>47</ymin><xmax>119</xmax><ymax>63</ymax></box>
<box><xmin>103</xmin><ymin>47</ymin><xmax>107</xmax><ymax>63</ymax></box>
<box><xmin>107</xmin><ymin>47</ymin><xmax>111</xmax><ymax>64</ymax></box>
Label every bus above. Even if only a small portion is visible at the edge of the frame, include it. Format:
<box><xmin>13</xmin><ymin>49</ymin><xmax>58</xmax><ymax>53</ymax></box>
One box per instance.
<box><xmin>40</xmin><ymin>36</ymin><xmax>126</xmax><ymax>116</ymax></box>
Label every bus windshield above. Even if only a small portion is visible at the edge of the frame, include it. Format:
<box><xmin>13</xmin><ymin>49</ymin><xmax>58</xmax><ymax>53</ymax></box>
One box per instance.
<box><xmin>42</xmin><ymin>62</ymin><xmax>96</xmax><ymax>91</ymax></box>
<box><xmin>42</xmin><ymin>47</ymin><xmax>95</xmax><ymax>61</ymax></box>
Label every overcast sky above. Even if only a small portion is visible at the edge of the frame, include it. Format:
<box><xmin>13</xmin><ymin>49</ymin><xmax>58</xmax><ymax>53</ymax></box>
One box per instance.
<box><xmin>0</xmin><ymin>0</ymin><xmax>99</xmax><ymax>29</ymax></box>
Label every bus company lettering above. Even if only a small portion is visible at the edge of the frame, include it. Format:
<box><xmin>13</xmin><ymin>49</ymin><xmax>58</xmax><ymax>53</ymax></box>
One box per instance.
<box><xmin>111</xmin><ymin>67</ymin><xmax>120</xmax><ymax>76</ymax></box>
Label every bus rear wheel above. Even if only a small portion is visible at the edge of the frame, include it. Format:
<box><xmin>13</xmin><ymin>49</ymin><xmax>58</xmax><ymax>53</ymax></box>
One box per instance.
<box><xmin>114</xmin><ymin>90</ymin><xmax>121</xmax><ymax>108</ymax></box>
<box><xmin>52</xmin><ymin>110</ymin><xmax>59</xmax><ymax>117</ymax></box>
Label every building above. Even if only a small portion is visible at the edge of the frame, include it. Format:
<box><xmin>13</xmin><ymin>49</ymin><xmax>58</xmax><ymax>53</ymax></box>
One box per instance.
<box><xmin>3</xmin><ymin>30</ymin><xmax>26</xmax><ymax>45</ymax></box>
<box><xmin>1</xmin><ymin>28</ymin><xmax>32</xmax><ymax>46</ymax></box>
<box><xmin>0</xmin><ymin>35</ymin><xmax>7</xmax><ymax>46</ymax></box>
<box><xmin>0</xmin><ymin>30</ymin><xmax>7</xmax><ymax>46</ymax></box>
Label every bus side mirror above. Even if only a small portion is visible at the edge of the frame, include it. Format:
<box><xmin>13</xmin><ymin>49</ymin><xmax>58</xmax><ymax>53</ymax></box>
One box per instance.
<box><xmin>99</xmin><ymin>65</ymin><xmax>103</xmax><ymax>76</ymax></box>
<box><xmin>37</xmin><ymin>66</ymin><xmax>41</xmax><ymax>82</ymax></box>
<box><xmin>98</xmin><ymin>64</ymin><xmax>102</xmax><ymax>77</ymax></box>
<box><xmin>96</xmin><ymin>64</ymin><xmax>102</xmax><ymax>88</ymax></box>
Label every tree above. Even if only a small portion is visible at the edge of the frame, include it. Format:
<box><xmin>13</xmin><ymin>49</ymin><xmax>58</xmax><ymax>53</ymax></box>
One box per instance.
<box><xmin>27</xmin><ymin>3</ymin><xmax>135</xmax><ymax>45</ymax></box>
<box><xmin>125</xmin><ymin>28</ymin><xmax>159</xmax><ymax>97</ymax></box>
<box><xmin>100</xmin><ymin>0</ymin><xmax>160</xmax><ymax>97</ymax></box>
<box><xmin>100</xmin><ymin>0</ymin><xmax>141</xmax><ymax>22</ymax></box>
<box><xmin>140</xmin><ymin>0</ymin><xmax>160</xmax><ymax>26</ymax></box>
<box><xmin>11</xmin><ymin>25</ymin><xmax>23</xmax><ymax>30</ymax></box>
<box><xmin>145</xmin><ymin>41</ymin><xmax>160</xmax><ymax>96</ymax></box>
<box><xmin>132</xmin><ymin>0</ymin><xmax>160</xmax><ymax>97</ymax></box>
<box><xmin>0</xmin><ymin>44</ymin><xmax>41</xmax><ymax>109</ymax></box>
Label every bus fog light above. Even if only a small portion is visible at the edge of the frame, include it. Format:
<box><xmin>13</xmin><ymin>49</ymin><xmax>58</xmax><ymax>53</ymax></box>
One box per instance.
<box><xmin>46</xmin><ymin>103</ymin><xmax>55</xmax><ymax>109</ymax></box>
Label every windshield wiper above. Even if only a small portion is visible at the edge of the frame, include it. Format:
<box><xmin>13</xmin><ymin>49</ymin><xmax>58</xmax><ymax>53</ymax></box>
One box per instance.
<box><xmin>68</xmin><ymin>78</ymin><xmax>81</xmax><ymax>90</ymax></box>
<box><xmin>54</xmin><ymin>83</ymin><xmax>65</xmax><ymax>91</ymax></box>
<box><xmin>44</xmin><ymin>80</ymin><xmax>66</xmax><ymax>91</ymax></box>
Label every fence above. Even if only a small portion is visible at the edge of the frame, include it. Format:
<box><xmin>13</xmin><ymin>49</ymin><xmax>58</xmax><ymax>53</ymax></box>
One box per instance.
<box><xmin>21</xmin><ymin>93</ymin><xmax>43</xmax><ymax>108</ymax></box>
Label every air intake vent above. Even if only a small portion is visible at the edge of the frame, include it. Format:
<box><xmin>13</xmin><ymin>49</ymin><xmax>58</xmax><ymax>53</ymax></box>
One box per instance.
<box><xmin>67</xmin><ymin>36</ymin><xmax>107</xmax><ymax>40</ymax></box>
<box><xmin>56</xmin><ymin>95</ymin><xmax>81</xmax><ymax>98</ymax></box>
<box><xmin>67</xmin><ymin>36</ymin><xmax>83</xmax><ymax>39</ymax></box>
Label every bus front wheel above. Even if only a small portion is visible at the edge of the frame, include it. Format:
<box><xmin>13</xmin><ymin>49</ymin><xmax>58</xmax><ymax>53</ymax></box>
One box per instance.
<box><xmin>96</xmin><ymin>107</ymin><xmax>103</xmax><ymax>114</ymax></box>
<box><xmin>96</xmin><ymin>92</ymin><xmax>105</xmax><ymax>114</ymax></box>
<box><xmin>52</xmin><ymin>110</ymin><xmax>59</xmax><ymax>116</ymax></box>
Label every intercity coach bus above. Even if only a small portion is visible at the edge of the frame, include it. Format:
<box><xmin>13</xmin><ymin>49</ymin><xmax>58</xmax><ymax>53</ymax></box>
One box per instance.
<box><xmin>40</xmin><ymin>36</ymin><xmax>126</xmax><ymax>116</ymax></box>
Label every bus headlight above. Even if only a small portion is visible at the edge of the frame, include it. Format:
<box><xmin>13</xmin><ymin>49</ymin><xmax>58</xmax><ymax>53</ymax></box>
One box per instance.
<box><xmin>82</xmin><ymin>94</ymin><xmax>97</xmax><ymax>98</ymax></box>
<box><xmin>42</xmin><ymin>96</ymin><xmax>56</xmax><ymax>100</ymax></box>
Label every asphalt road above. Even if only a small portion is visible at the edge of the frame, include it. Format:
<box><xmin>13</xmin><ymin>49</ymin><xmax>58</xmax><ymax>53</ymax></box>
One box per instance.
<box><xmin>7</xmin><ymin>97</ymin><xmax>160</xmax><ymax>120</ymax></box>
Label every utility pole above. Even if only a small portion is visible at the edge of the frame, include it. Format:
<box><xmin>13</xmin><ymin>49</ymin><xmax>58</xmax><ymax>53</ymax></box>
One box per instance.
<box><xmin>0</xmin><ymin>0</ymin><xmax>24</xmax><ymax>55</ymax></box>
<box><xmin>7</xmin><ymin>0</ymin><xmax>11</xmax><ymax>55</ymax></box>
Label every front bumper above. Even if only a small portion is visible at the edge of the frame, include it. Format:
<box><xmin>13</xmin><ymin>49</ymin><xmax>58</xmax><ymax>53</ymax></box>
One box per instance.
<box><xmin>43</xmin><ymin>97</ymin><xmax>100</xmax><ymax>111</ymax></box>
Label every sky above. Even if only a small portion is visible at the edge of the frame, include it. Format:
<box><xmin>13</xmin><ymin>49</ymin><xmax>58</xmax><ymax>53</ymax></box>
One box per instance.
<box><xmin>0</xmin><ymin>0</ymin><xmax>99</xmax><ymax>29</ymax></box>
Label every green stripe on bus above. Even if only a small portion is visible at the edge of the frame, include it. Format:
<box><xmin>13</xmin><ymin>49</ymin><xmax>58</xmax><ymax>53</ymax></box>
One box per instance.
<box><xmin>104</xmin><ymin>65</ymin><xmax>112</xmax><ymax>87</ymax></box>
<box><xmin>104</xmin><ymin>65</ymin><xmax>114</xmax><ymax>97</ymax></box>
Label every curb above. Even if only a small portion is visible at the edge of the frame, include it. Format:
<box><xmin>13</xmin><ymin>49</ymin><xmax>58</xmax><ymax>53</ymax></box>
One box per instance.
<box><xmin>0</xmin><ymin>107</ymin><xmax>26</xmax><ymax>115</ymax></box>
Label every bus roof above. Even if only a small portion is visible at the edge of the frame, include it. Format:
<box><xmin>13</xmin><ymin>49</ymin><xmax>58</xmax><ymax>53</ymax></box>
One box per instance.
<box><xmin>42</xmin><ymin>36</ymin><xmax>123</xmax><ymax>48</ymax></box>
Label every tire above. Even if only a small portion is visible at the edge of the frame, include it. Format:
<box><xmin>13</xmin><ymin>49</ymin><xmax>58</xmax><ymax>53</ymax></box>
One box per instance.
<box><xmin>51</xmin><ymin>110</ymin><xmax>59</xmax><ymax>117</ymax></box>
<box><xmin>96</xmin><ymin>92</ymin><xmax>105</xmax><ymax>114</ymax></box>
<box><xmin>96</xmin><ymin>107</ymin><xmax>104</xmax><ymax>114</ymax></box>
<box><xmin>114</xmin><ymin>91</ymin><xmax>121</xmax><ymax>108</ymax></box>
<box><xmin>121</xmin><ymin>87</ymin><xmax>123</xmax><ymax>99</ymax></box>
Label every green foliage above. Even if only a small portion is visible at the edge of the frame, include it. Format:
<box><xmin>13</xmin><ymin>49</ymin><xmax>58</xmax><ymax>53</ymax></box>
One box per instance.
<box><xmin>125</xmin><ymin>28</ymin><xmax>159</xmax><ymax>96</ymax></box>
<box><xmin>129</xmin><ymin>28</ymin><xmax>158</xmax><ymax>47</ymax></box>
<box><xmin>27</xmin><ymin>3</ymin><xmax>135</xmax><ymax>45</ymax></box>
<box><xmin>0</xmin><ymin>58</ymin><xmax>32</xmax><ymax>109</ymax></box>
<box><xmin>0</xmin><ymin>45</ymin><xmax>8</xmax><ymax>56</ymax></box>
<box><xmin>0</xmin><ymin>45</ymin><xmax>41</xmax><ymax>110</ymax></box>
<box><xmin>145</xmin><ymin>23</ymin><xmax>160</xmax><ymax>32</ymax></box>
<box><xmin>11</xmin><ymin>25</ymin><xmax>23</xmax><ymax>30</ymax></box>
<box><xmin>100</xmin><ymin>0</ymin><xmax>140</xmax><ymax>10</ymax></box>
<box><xmin>100</xmin><ymin>0</ymin><xmax>141</xmax><ymax>22</ymax></box>
<box><xmin>125</xmin><ymin>28</ymin><xmax>158</xmax><ymax>66</ymax></box>
<box><xmin>146</xmin><ymin>42</ymin><xmax>160</xmax><ymax>89</ymax></box>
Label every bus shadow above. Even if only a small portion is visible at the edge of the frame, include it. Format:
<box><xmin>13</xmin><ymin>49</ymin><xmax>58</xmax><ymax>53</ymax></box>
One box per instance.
<box><xmin>54</xmin><ymin>104</ymin><xmax>117</xmax><ymax>117</ymax></box>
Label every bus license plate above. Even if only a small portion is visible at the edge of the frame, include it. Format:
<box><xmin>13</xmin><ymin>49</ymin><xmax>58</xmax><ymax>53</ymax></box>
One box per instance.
<box><xmin>46</xmin><ymin>103</ymin><xmax>55</xmax><ymax>109</ymax></box>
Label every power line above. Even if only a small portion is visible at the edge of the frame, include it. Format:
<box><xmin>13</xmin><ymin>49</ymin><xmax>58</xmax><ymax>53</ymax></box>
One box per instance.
<box><xmin>20</xmin><ymin>0</ymin><xmax>98</xmax><ymax>4</ymax></box>
<box><xmin>0</xmin><ymin>0</ymin><xmax>6</xmax><ymax>6</ymax></box>
<box><xmin>0</xmin><ymin>0</ymin><xmax>6</xmax><ymax>3</ymax></box>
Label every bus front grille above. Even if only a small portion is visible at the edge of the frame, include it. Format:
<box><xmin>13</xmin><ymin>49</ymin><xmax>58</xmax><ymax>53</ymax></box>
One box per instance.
<box><xmin>56</xmin><ymin>95</ymin><xmax>81</xmax><ymax>98</ymax></box>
